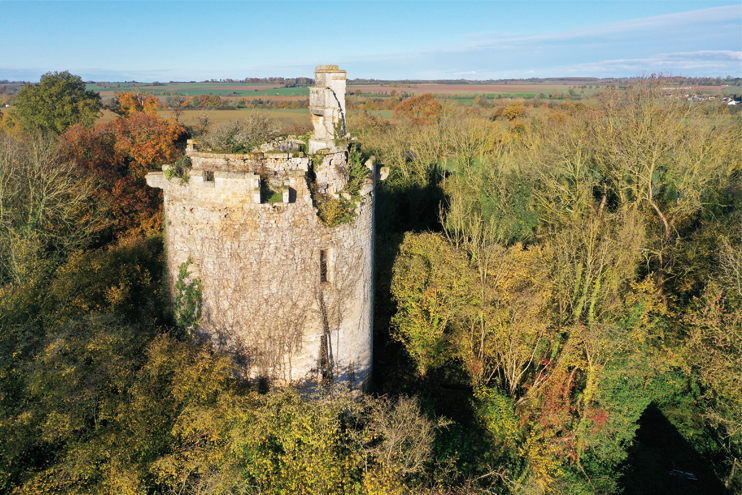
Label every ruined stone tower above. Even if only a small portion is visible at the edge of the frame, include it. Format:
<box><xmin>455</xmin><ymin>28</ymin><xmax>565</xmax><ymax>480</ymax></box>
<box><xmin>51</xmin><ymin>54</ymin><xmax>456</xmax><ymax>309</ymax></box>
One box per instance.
<box><xmin>146</xmin><ymin>65</ymin><xmax>376</xmax><ymax>390</ymax></box>
<box><xmin>308</xmin><ymin>65</ymin><xmax>347</xmax><ymax>154</ymax></box>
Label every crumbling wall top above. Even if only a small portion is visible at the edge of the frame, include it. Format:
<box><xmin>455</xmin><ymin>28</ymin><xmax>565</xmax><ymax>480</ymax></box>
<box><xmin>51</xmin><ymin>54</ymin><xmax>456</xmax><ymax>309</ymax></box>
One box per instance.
<box><xmin>314</xmin><ymin>65</ymin><xmax>343</xmax><ymax>72</ymax></box>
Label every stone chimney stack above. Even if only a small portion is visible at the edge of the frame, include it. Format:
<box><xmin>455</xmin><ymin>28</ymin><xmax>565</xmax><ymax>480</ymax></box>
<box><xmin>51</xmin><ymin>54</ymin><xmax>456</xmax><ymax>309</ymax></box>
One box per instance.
<box><xmin>308</xmin><ymin>65</ymin><xmax>347</xmax><ymax>154</ymax></box>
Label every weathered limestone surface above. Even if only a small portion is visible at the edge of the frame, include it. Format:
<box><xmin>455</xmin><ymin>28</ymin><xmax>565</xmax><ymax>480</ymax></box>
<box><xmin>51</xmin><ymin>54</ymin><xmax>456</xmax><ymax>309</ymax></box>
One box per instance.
<box><xmin>188</xmin><ymin>151</ymin><xmax>311</xmax><ymax>175</ymax></box>
<box><xmin>315</xmin><ymin>151</ymin><xmax>350</xmax><ymax>196</ymax></box>
<box><xmin>145</xmin><ymin>64</ymin><xmax>373</xmax><ymax>390</ymax></box>
<box><xmin>147</xmin><ymin>155</ymin><xmax>373</xmax><ymax>389</ymax></box>
<box><xmin>309</xmin><ymin>65</ymin><xmax>347</xmax><ymax>154</ymax></box>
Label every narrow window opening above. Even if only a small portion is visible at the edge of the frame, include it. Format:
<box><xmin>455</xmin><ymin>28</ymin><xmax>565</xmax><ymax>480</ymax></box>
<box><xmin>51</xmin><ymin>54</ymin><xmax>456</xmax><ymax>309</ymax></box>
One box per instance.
<box><xmin>204</xmin><ymin>170</ymin><xmax>215</xmax><ymax>182</ymax></box>
<box><xmin>320</xmin><ymin>250</ymin><xmax>329</xmax><ymax>283</ymax></box>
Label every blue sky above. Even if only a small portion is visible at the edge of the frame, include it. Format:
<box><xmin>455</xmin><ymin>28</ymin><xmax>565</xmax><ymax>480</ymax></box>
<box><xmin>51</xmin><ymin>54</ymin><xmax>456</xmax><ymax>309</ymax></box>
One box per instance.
<box><xmin>1</xmin><ymin>1</ymin><xmax>740</xmax><ymax>81</ymax></box>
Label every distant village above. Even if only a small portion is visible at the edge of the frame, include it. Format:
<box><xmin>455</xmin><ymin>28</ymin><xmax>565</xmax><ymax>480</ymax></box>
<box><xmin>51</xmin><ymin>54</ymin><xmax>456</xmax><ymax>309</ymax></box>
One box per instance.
<box><xmin>662</xmin><ymin>87</ymin><xmax>740</xmax><ymax>105</ymax></box>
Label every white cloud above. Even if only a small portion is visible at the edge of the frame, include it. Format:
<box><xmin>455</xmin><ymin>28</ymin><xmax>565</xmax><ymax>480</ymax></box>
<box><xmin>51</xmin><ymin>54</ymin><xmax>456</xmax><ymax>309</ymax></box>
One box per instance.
<box><xmin>441</xmin><ymin>6</ymin><xmax>741</xmax><ymax>53</ymax></box>
<box><xmin>567</xmin><ymin>51</ymin><xmax>742</xmax><ymax>74</ymax></box>
<box><xmin>341</xmin><ymin>5</ymin><xmax>742</xmax><ymax>78</ymax></box>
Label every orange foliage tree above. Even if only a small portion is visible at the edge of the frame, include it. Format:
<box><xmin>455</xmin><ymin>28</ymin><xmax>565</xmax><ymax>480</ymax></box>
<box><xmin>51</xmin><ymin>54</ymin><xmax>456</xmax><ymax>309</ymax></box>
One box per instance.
<box><xmin>394</xmin><ymin>94</ymin><xmax>442</xmax><ymax>125</ymax></box>
<box><xmin>112</xmin><ymin>91</ymin><xmax>162</xmax><ymax>115</ymax></box>
<box><xmin>493</xmin><ymin>101</ymin><xmax>526</xmax><ymax>121</ymax></box>
<box><xmin>60</xmin><ymin>111</ymin><xmax>185</xmax><ymax>239</ymax></box>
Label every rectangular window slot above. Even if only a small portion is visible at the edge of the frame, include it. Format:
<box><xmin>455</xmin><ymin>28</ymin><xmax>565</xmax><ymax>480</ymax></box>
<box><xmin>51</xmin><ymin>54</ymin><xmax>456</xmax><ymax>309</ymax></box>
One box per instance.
<box><xmin>320</xmin><ymin>250</ymin><xmax>329</xmax><ymax>283</ymax></box>
<box><xmin>203</xmin><ymin>170</ymin><xmax>215</xmax><ymax>188</ymax></box>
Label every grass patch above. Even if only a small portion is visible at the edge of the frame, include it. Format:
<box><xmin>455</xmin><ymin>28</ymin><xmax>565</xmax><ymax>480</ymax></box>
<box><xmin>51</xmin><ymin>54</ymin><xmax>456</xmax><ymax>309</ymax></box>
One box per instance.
<box><xmin>366</xmin><ymin>110</ymin><xmax>394</xmax><ymax>119</ymax></box>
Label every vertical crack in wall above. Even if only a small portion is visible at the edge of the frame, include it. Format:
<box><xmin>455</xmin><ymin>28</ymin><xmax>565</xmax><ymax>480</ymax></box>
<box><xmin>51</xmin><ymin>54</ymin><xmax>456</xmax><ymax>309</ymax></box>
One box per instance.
<box><xmin>329</xmin><ymin>88</ymin><xmax>347</xmax><ymax>137</ymax></box>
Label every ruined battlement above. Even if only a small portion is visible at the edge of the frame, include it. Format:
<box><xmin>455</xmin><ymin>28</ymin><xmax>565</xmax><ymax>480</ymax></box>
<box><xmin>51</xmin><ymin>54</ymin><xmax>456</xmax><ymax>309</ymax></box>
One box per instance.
<box><xmin>146</xmin><ymin>143</ymin><xmax>371</xmax><ymax>207</ymax></box>
<box><xmin>184</xmin><ymin>138</ymin><xmax>309</xmax><ymax>173</ymax></box>
<box><xmin>146</xmin><ymin>66</ymin><xmax>375</xmax><ymax>390</ymax></box>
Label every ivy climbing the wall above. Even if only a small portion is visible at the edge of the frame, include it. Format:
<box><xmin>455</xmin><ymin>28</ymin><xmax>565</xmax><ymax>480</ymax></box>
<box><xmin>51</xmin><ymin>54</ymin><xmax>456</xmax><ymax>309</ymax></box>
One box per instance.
<box><xmin>173</xmin><ymin>257</ymin><xmax>202</xmax><ymax>335</ymax></box>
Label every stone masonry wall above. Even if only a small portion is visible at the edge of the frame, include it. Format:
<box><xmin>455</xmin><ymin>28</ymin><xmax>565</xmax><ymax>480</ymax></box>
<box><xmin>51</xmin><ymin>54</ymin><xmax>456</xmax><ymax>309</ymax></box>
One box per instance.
<box><xmin>146</xmin><ymin>151</ymin><xmax>374</xmax><ymax>390</ymax></box>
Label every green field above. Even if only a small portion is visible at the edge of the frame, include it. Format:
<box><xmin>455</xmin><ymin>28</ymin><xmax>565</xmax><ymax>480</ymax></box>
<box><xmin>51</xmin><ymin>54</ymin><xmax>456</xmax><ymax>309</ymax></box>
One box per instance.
<box><xmin>239</xmin><ymin>87</ymin><xmax>309</xmax><ymax>97</ymax></box>
<box><xmin>149</xmin><ymin>87</ymin><xmax>309</xmax><ymax>98</ymax></box>
<box><xmin>348</xmin><ymin>83</ymin><xmax>607</xmax><ymax>99</ymax></box>
<box><xmin>449</xmin><ymin>94</ymin><xmax>541</xmax><ymax>105</ymax></box>
<box><xmin>365</xmin><ymin>110</ymin><xmax>394</xmax><ymax>119</ymax></box>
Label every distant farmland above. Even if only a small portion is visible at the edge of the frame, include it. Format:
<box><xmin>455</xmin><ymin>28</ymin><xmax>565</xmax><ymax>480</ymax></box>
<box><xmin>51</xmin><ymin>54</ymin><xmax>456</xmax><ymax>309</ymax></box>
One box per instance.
<box><xmin>83</xmin><ymin>79</ymin><xmax>736</xmax><ymax>130</ymax></box>
<box><xmin>84</xmin><ymin>80</ymin><xmax>735</xmax><ymax>103</ymax></box>
<box><xmin>86</xmin><ymin>81</ymin><xmax>597</xmax><ymax>100</ymax></box>
<box><xmin>98</xmin><ymin>108</ymin><xmax>310</xmax><ymax>126</ymax></box>
<box><xmin>348</xmin><ymin>83</ymin><xmax>603</xmax><ymax>97</ymax></box>
<box><xmin>87</xmin><ymin>83</ymin><xmax>309</xmax><ymax>98</ymax></box>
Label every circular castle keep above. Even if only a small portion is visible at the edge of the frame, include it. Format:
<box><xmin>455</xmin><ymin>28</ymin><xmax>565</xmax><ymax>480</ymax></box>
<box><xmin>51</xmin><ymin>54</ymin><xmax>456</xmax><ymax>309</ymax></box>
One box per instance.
<box><xmin>147</xmin><ymin>66</ymin><xmax>383</xmax><ymax>390</ymax></box>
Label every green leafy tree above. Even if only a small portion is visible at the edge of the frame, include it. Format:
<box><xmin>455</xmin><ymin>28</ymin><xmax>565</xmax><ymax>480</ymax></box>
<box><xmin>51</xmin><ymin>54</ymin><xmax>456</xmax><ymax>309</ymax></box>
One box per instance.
<box><xmin>12</xmin><ymin>71</ymin><xmax>101</xmax><ymax>134</ymax></box>
<box><xmin>391</xmin><ymin>232</ymin><xmax>473</xmax><ymax>376</ymax></box>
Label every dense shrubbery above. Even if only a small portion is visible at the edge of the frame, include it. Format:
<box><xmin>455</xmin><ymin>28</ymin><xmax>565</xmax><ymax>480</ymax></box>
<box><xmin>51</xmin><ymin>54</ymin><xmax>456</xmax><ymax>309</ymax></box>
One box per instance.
<box><xmin>354</xmin><ymin>77</ymin><xmax>741</xmax><ymax>492</ymax></box>
<box><xmin>198</xmin><ymin>113</ymin><xmax>285</xmax><ymax>153</ymax></box>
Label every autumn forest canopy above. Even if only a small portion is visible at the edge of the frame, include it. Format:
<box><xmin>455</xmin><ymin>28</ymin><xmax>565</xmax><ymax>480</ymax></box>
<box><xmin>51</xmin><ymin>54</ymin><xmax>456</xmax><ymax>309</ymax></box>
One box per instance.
<box><xmin>0</xmin><ymin>71</ymin><xmax>740</xmax><ymax>494</ymax></box>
